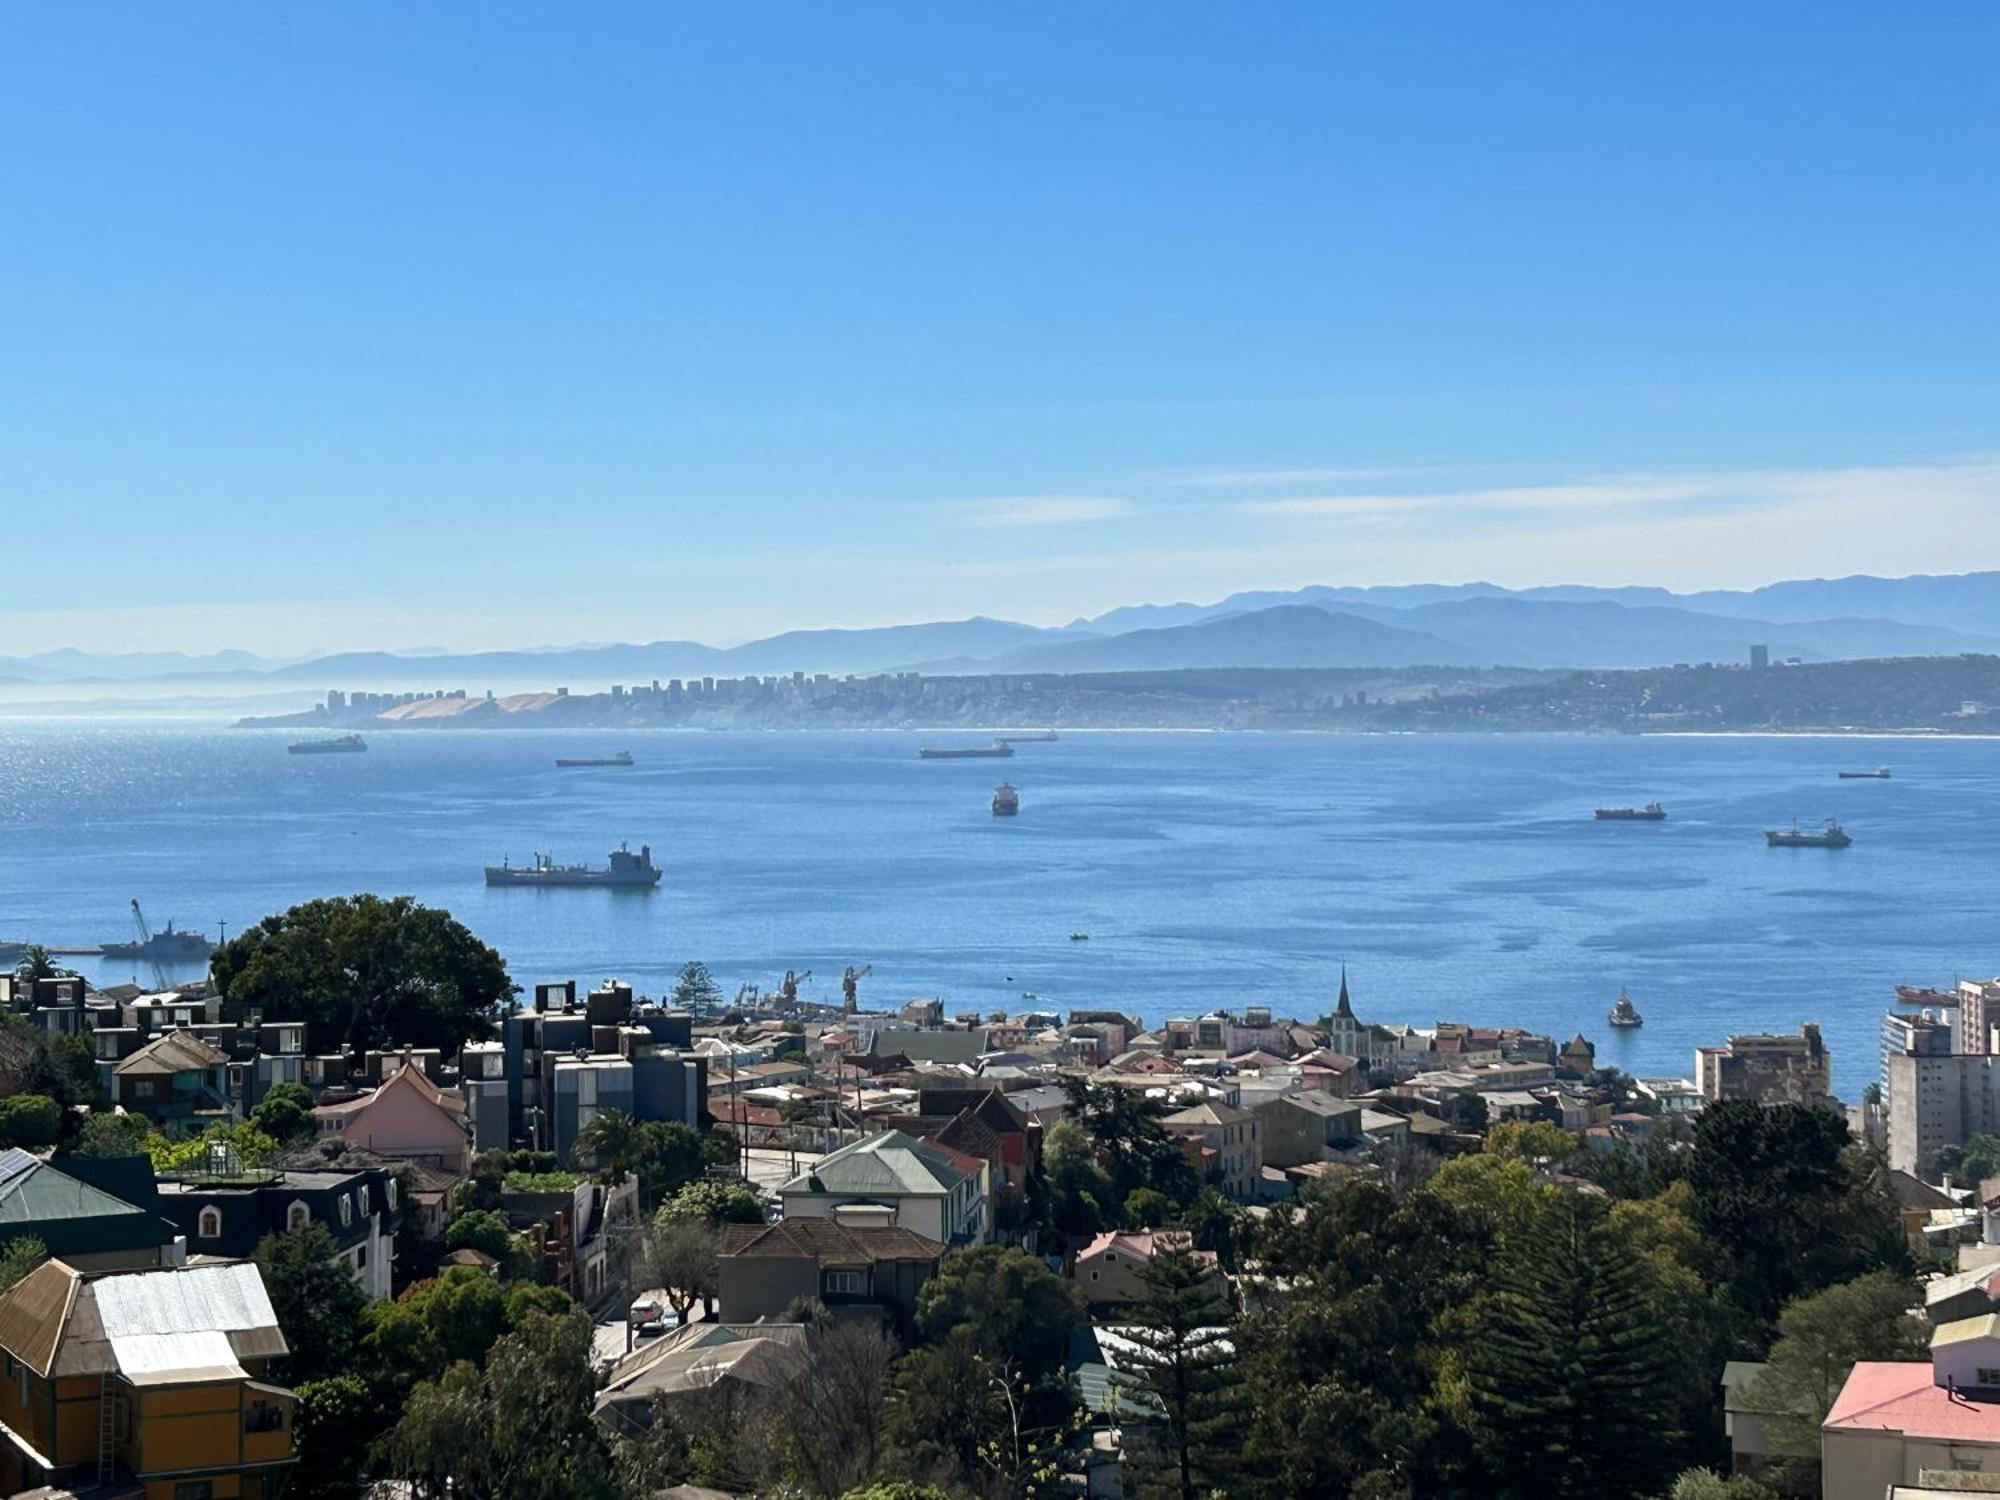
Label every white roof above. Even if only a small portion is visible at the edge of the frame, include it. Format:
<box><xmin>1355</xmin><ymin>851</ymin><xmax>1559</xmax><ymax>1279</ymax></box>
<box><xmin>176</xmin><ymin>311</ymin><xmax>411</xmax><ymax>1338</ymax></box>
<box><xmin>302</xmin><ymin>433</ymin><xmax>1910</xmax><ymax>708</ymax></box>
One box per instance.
<box><xmin>110</xmin><ymin>1330</ymin><xmax>247</xmax><ymax>1386</ymax></box>
<box><xmin>52</xmin><ymin>1261</ymin><xmax>286</xmax><ymax>1379</ymax></box>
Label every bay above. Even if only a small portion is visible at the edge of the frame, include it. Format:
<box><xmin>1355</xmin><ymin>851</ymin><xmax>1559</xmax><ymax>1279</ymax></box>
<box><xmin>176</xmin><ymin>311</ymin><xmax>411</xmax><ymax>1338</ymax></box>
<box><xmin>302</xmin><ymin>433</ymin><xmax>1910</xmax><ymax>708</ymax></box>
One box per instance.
<box><xmin>0</xmin><ymin>722</ymin><xmax>1989</xmax><ymax>1097</ymax></box>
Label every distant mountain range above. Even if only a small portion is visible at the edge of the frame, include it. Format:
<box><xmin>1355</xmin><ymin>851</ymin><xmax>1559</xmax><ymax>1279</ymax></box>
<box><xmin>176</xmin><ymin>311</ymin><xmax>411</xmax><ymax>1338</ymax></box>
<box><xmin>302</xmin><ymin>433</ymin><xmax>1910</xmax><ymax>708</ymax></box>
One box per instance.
<box><xmin>14</xmin><ymin>570</ymin><xmax>2000</xmax><ymax>697</ymax></box>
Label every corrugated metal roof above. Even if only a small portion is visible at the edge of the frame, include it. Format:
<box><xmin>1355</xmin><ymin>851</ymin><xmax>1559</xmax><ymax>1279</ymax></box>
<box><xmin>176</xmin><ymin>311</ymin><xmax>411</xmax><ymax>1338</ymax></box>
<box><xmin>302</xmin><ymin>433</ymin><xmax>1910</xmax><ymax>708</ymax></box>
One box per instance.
<box><xmin>110</xmin><ymin>1329</ymin><xmax>247</xmax><ymax>1386</ymax></box>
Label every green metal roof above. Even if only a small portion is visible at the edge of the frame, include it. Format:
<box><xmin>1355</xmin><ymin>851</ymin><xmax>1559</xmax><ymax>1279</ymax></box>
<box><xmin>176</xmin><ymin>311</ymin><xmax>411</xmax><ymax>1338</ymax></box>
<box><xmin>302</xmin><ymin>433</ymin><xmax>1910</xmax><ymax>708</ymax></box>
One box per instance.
<box><xmin>0</xmin><ymin>1149</ymin><xmax>176</xmax><ymax>1257</ymax></box>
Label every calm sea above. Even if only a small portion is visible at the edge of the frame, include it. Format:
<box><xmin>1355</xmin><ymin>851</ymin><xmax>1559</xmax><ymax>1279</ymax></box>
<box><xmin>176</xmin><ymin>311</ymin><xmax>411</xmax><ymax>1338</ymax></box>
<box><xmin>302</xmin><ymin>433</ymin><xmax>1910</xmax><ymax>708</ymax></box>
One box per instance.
<box><xmin>0</xmin><ymin>723</ymin><xmax>1989</xmax><ymax>1097</ymax></box>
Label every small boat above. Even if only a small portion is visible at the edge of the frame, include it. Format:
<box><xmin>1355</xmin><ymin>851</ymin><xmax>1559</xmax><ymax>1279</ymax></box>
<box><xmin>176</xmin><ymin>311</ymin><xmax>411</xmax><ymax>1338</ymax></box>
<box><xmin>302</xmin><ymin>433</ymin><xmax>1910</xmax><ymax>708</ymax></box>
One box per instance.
<box><xmin>920</xmin><ymin>743</ymin><xmax>1014</xmax><ymax>760</ymax></box>
<box><xmin>555</xmin><ymin>750</ymin><xmax>634</xmax><ymax>768</ymax></box>
<box><xmin>1766</xmin><ymin>819</ymin><xmax>1852</xmax><ymax>849</ymax></box>
<box><xmin>1069</xmin><ymin>932</ymin><xmax>1090</xmax><ymax>942</ymax></box>
<box><xmin>1837</xmin><ymin>767</ymin><xmax>1892</xmax><ymax>780</ymax></box>
<box><xmin>1594</xmin><ymin>803</ymin><xmax>1666</xmax><ymax>821</ymax></box>
<box><xmin>1608</xmin><ymin>988</ymin><xmax>1643</xmax><ymax>1028</ymax></box>
<box><xmin>992</xmin><ymin>782</ymin><xmax>1020</xmax><ymax>816</ymax></box>
<box><xmin>289</xmin><ymin>734</ymin><xmax>366</xmax><ymax>755</ymax></box>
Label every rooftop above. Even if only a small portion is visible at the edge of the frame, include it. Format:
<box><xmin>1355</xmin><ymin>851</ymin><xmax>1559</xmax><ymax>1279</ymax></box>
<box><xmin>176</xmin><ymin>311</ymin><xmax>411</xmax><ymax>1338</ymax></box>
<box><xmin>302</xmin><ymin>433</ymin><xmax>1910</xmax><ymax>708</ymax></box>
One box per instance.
<box><xmin>1826</xmin><ymin>1362</ymin><xmax>2000</xmax><ymax>1443</ymax></box>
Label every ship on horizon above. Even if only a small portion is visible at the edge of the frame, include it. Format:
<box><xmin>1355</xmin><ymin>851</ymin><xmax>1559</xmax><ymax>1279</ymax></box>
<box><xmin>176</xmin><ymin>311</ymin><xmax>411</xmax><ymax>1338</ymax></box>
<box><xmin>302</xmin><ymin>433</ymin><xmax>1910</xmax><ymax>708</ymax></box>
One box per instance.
<box><xmin>485</xmin><ymin>843</ymin><xmax>662</xmax><ymax>887</ymax></box>
<box><xmin>555</xmin><ymin>750</ymin><xmax>634</xmax><ymax>768</ymax></box>
<box><xmin>1766</xmin><ymin>818</ymin><xmax>1852</xmax><ymax>849</ymax></box>
<box><xmin>1608</xmin><ymin>988</ymin><xmax>1643</xmax><ymax>1028</ymax></box>
<box><xmin>1594</xmin><ymin>802</ymin><xmax>1666</xmax><ymax>821</ymax></box>
<box><xmin>290</xmin><ymin>733</ymin><xmax>366</xmax><ymax>755</ymax></box>
<box><xmin>102</xmin><ymin>921</ymin><xmax>215</xmax><ymax>962</ymax></box>
<box><xmin>919</xmin><ymin>743</ymin><xmax>1014</xmax><ymax>760</ymax></box>
<box><xmin>1837</xmin><ymin>767</ymin><xmax>1892</xmax><ymax>779</ymax></box>
<box><xmin>992</xmin><ymin>782</ymin><xmax>1019</xmax><ymax>816</ymax></box>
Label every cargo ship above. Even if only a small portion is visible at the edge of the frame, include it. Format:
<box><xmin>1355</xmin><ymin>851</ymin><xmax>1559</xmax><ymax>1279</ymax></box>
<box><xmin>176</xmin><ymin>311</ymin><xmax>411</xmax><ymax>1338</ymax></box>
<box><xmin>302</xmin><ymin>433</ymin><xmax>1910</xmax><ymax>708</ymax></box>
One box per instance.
<box><xmin>1766</xmin><ymin>819</ymin><xmax>1852</xmax><ymax>849</ymax></box>
<box><xmin>992</xmin><ymin>782</ymin><xmax>1019</xmax><ymax>816</ymax></box>
<box><xmin>289</xmin><ymin>734</ymin><xmax>366</xmax><ymax>755</ymax></box>
<box><xmin>919</xmin><ymin>743</ymin><xmax>1014</xmax><ymax>760</ymax></box>
<box><xmin>1607</xmin><ymin>988</ymin><xmax>1643</xmax><ymax>1028</ymax></box>
<box><xmin>1838</xmin><ymin>767</ymin><xmax>1891</xmax><ymax>780</ymax></box>
<box><xmin>485</xmin><ymin>843</ymin><xmax>662</xmax><ymax>887</ymax></box>
<box><xmin>996</xmin><ymin>730</ymin><xmax>1059</xmax><ymax>743</ymax></box>
<box><xmin>1594</xmin><ymin>803</ymin><xmax>1666</xmax><ymax>821</ymax></box>
<box><xmin>555</xmin><ymin>750</ymin><xmax>634</xmax><ymax>768</ymax></box>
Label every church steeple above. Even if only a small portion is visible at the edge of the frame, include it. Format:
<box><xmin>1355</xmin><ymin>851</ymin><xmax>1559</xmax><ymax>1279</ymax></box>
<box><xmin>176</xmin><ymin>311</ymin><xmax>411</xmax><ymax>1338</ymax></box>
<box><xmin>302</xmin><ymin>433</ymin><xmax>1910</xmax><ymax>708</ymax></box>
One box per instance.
<box><xmin>1335</xmin><ymin>965</ymin><xmax>1353</xmax><ymax>1019</ymax></box>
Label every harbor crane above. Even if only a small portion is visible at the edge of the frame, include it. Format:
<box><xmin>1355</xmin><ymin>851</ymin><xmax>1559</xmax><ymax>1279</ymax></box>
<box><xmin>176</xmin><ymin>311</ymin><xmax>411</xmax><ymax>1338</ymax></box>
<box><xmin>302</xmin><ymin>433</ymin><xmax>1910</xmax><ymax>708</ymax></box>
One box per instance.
<box><xmin>129</xmin><ymin>900</ymin><xmax>169</xmax><ymax>991</ymax></box>
<box><xmin>841</xmin><ymin>964</ymin><xmax>872</xmax><ymax>1014</ymax></box>
<box><xmin>777</xmin><ymin>969</ymin><xmax>810</xmax><ymax>1007</ymax></box>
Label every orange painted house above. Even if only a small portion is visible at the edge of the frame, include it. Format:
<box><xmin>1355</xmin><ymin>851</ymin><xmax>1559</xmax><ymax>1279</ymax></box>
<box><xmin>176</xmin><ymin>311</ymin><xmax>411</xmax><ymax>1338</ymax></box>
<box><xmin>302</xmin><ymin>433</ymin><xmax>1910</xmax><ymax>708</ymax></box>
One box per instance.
<box><xmin>0</xmin><ymin>1258</ymin><xmax>295</xmax><ymax>1499</ymax></box>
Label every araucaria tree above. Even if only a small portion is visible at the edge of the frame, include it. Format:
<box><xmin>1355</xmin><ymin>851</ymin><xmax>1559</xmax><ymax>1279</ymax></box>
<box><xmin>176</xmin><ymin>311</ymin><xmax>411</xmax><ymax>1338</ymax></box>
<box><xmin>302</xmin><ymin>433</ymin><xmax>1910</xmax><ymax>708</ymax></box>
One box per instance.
<box><xmin>1462</xmin><ymin>1193</ymin><xmax>1683</xmax><ymax>1500</ymax></box>
<box><xmin>1118</xmin><ymin>1243</ymin><xmax>1243</xmax><ymax>1500</ymax></box>
<box><xmin>211</xmin><ymin>894</ymin><xmax>515</xmax><ymax>1053</ymax></box>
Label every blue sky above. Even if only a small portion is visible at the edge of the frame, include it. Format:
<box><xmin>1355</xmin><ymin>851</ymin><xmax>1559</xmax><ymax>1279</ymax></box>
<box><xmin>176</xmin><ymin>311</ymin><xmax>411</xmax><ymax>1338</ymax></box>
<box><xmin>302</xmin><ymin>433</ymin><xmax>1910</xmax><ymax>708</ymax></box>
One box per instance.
<box><xmin>2</xmin><ymin>4</ymin><xmax>1996</xmax><ymax>652</ymax></box>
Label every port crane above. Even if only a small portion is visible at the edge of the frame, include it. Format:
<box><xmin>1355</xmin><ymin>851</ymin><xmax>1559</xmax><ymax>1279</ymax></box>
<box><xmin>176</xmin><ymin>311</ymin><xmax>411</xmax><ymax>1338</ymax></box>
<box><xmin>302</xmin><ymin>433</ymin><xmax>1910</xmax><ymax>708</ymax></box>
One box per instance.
<box><xmin>128</xmin><ymin>900</ymin><xmax>169</xmax><ymax>991</ymax></box>
<box><xmin>841</xmin><ymin>964</ymin><xmax>871</xmax><ymax>1014</ymax></box>
<box><xmin>777</xmin><ymin>969</ymin><xmax>810</xmax><ymax>1008</ymax></box>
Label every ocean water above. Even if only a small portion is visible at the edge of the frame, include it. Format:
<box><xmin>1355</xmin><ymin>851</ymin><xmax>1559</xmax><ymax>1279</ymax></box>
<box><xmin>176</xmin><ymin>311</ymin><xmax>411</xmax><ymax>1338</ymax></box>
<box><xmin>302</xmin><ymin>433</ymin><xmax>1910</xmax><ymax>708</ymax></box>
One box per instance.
<box><xmin>0</xmin><ymin>723</ymin><xmax>1990</xmax><ymax>1097</ymax></box>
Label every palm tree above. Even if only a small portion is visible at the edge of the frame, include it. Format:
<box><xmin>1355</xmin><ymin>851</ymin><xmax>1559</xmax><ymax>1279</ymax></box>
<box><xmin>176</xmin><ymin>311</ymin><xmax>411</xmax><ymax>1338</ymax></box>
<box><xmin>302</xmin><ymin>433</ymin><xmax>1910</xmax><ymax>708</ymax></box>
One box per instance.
<box><xmin>12</xmin><ymin>946</ymin><xmax>70</xmax><ymax>986</ymax></box>
<box><xmin>573</xmin><ymin>1108</ymin><xmax>639</xmax><ymax>1175</ymax></box>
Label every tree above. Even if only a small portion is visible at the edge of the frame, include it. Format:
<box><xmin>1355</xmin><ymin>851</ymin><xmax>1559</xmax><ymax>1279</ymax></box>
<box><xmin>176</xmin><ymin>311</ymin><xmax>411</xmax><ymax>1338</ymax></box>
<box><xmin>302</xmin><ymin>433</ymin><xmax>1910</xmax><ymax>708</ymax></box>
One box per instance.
<box><xmin>637</xmin><ymin>1214</ymin><xmax>720</xmax><ymax>1325</ymax></box>
<box><xmin>384</xmin><ymin>1307</ymin><xmax>612</xmax><ymax>1500</ymax></box>
<box><xmin>1124</xmin><ymin>1187</ymin><xmax>1173</xmax><ymax>1229</ymax></box>
<box><xmin>573</xmin><ymin>1108</ymin><xmax>639</xmax><ymax>1175</ymax></box>
<box><xmin>257</xmin><ymin>1224</ymin><xmax>369</xmax><ymax>1383</ymax></box>
<box><xmin>672</xmin><ymin>960</ymin><xmax>722</xmax><ymax>1013</ymax></box>
<box><xmin>0</xmin><ymin>1236</ymin><xmax>47</xmax><ymax>1292</ymax></box>
<box><xmin>658</xmin><ymin>1178</ymin><xmax>763</xmax><ymax>1224</ymax></box>
<box><xmin>1039</xmin><ymin>1121</ymin><xmax>1116</xmax><ymax>1239</ymax></box>
<box><xmin>915</xmin><ymin>1244</ymin><xmax>1084</xmax><ymax>1389</ymax></box>
<box><xmin>0</xmin><ymin>1094</ymin><xmax>60</xmax><ymax>1149</ymax></box>
<box><xmin>210</xmin><ymin>894</ymin><xmax>514</xmax><ymax>1053</ymax></box>
<box><xmin>1118</xmin><ymin>1244</ymin><xmax>1244</xmax><ymax>1500</ymax></box>
<box><xmin>443</xmin><ymin>1207</ymin><xmax>532</xmax><ymax>1278</ymax></box>
<box><xmin>885</xmin><ymin>1332</ymin><xmax>1075</xmax><ymax>1498</ymax></box>
<box><xmin>772</xmin><ymin>1320</ymin><xmax>899</xmax><ymax>1498</ymax></box>
<box><xmin>1936</xmin><ymin>1132</ymin><xmax>2000</xmax><ymax>1186</ymax></box>
<box><xmin>250</xmin><ymin>1082</ymin><xmax>315</xmax><ymax>1144</ymax></box>
<box><xmin>1666</xmin><ymin>1469</ymin><xmax>1778</xmax><ymax>1500</ymax></box>
<box><xmin>1061</xmin><ymin>1080</ymin><xmax>1198</xmax><ymax>1209</ymax></box>
<box><xmin>1461</xmin><ymin>1194</ymin><xmax>1684</xmax><ymax>1499</ymax></box>
<box><xmin>840</xmin><ymin>1486</ymin><xmax>953</xmax><ymax>1500</ymax></box>
<box><xmin>1685</xmin><ymin>1102</ymin><xmax>1906</xmax><ymax>1339</ymax></box>
<box><xmin>74</xmin><ymin>1110</ymin><xmax>153</xmax><ymax>1157</ymax></box>
<box><xmin>11</xmin><ymin>945</ymin><xmax>71</xmax><ymax>985</ymax></box>
<box><xmin>1746</xmin><ymin>1271</ymin><xmax>1928</xmax><ymax>1459</ymax></box>
<box><xmin>291</xmin><ymin>1374</ymin><xmax>383</xmax><ymax>1500</ymax></box>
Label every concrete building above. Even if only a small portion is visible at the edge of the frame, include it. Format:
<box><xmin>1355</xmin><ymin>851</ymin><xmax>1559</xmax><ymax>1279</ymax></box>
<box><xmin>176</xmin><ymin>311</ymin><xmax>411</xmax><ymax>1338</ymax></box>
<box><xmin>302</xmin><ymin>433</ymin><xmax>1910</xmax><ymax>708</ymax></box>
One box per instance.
<box><xmin>1694</xmin><ymin>1024</ymin><xmax>1831</xmax><ymax>1106</ymax></box>
<box><xmin>1162</xmin><ymin>1100</ymin><xmax>1262</xmax><ymax>1201</ymax></box>
<box><xmin>1886</xmin><ymin>1052</ymin><xmax>2000</xmax><ymax>1177</ymax></box>
<box><xmin>1252</xmin><ymin>1092</ymin><xmax>1363</xmax><ymax>1168</ymax></box>
<box><xmin>155</xmin><ymin>1161</ymin><xmax>402</xmax><ymax>1301</ymax></box>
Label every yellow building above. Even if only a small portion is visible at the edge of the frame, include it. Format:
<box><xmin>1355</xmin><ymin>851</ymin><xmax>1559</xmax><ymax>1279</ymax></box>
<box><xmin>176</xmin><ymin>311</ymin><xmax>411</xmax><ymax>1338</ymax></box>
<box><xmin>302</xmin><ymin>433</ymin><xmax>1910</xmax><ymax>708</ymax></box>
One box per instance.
<box><xmin>0</xmin><ymin>1258</ymin><xmax>296</xmax><ymax>1499</ymax></box>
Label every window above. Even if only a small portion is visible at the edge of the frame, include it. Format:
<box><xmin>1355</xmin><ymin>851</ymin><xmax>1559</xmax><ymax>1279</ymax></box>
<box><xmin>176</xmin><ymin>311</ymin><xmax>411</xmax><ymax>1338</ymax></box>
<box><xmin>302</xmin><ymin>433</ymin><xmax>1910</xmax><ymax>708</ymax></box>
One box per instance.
<box><xmin>386</xmin><ymin>1180</ymin><xmax>398</xmax><ymax>1210</ymax></box>
<box><xmin>245</xmin><ymin>1402</ymin><xmax>287</xmax><ymax>1434</ymax></box>
<box><xmin>197</xmin><ymin>1206</ymin><xmax>222</xmax><ymax>1239</ymax></box>
<box><xmin>1978</xmin><ymin>1368</ymin><xmax>2000</xmax><ymax>1387</ymax></box>
<box><xmin>339</xmin><ymin>1194</ymin><xmax>353</xmax><ymax>1227</ymax></box>
<box><xmin>286</xmin><ymin>1201</ymin><xmax>310</xmax><ymax>1232</ymax></box>
<box><xmin>822</xmin><ymin>1270</ymin><xmax>865</xmax><ymax>1297</ymax></box>
<box><xmin>175</xmin><ymin>1483</ymin><xmax>215</xmax><ymax>1500</ymax></box>
<box><xmin>356</xmin><ymin>1245</ymin><xmax>367</xmax><ymax>1269</ymax></box>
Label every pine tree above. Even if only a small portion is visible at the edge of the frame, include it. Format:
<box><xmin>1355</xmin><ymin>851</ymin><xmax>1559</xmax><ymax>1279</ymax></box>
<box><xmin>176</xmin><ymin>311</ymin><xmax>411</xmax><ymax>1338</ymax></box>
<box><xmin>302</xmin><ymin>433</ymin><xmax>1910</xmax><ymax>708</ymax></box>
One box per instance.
<box><xmin>1462</xmin><ymin>1194</ymin><xmax>1683</xmax><ymax>1500</ymax></box>
<box><xmin>1118</xmin><ymin>1242</ymin><xmax>1245</xmax><ymax>1500</ymax></box>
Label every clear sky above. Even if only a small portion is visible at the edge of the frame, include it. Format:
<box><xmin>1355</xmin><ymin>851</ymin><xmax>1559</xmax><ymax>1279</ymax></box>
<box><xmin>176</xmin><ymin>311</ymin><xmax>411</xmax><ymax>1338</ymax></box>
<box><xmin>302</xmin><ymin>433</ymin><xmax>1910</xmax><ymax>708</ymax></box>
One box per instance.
<box><xmin>2</xmin><ymin>4</ymin><xmax>1997</xmax><ymax>653</ymax></box>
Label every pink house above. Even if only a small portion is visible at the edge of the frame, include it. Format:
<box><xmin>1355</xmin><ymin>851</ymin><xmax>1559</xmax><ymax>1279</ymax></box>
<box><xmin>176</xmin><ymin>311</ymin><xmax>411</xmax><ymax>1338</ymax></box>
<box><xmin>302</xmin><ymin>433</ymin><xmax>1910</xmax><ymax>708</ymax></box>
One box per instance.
<box><xmin>312</xmin><ymin>1063</ymin><xmax>473</xmax><ymax>1173</ymax></box>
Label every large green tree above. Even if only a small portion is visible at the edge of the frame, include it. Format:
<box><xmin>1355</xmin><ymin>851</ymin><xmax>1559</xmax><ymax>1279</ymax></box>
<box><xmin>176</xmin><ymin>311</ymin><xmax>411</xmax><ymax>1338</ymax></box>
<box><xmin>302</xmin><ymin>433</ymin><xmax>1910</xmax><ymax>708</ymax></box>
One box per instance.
<box><xmin>1461</xmin><ymin>1194</ymin><xmax>1684</xmax><ymax>1500</ymax></box>
<box><xmin>256</xmin><ymin>1224</ymin><xmax>369</xmax><ymax>1384</ymax></box>
<box><xmin>1118</xmin><ymin>1244</ymin><xmax>1245</xmax><ymax>1500</ymax></box>
<box><xmin>1685</xmin><ymin>1101</ymin><xmax>1906</xmax><ymax>1340</ymax></box>
<box><xmin>914</xmin><ymin>1243</ymin><xmax>1084</xmax><ymax>1389</ymax></box>
<box><xmin>1061</xmin><ymin>1080</ymin><xmax>1199</xmax><ymax>1210</ymax></box>
<box><xmin>1746</xmin><ymin>1270</ymin><xmax>1928</xmax><ymax>1460</ymax></box>
<box><xmin>211</xmin><ymin>894</ymin><xmax>514</xmax><ymax>1053</ymax></box>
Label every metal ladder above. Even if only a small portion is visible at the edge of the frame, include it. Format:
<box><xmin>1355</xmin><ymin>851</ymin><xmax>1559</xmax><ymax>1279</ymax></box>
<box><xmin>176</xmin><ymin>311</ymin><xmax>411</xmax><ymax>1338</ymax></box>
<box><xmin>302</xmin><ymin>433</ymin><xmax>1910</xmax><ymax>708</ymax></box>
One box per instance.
<box><xmin>96</xmin><ymin>1372</ymin><xmax>115</xmax><ymax>1485</ymax></box>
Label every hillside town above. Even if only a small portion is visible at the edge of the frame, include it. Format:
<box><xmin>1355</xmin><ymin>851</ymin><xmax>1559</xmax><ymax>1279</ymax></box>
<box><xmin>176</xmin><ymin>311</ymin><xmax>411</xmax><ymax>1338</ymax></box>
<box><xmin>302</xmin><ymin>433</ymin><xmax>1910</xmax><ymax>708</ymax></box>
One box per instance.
<box><xmin>0</xmin><ymin>901</ymin><xmax>1989</xmax><ymax>1500</ymax></box>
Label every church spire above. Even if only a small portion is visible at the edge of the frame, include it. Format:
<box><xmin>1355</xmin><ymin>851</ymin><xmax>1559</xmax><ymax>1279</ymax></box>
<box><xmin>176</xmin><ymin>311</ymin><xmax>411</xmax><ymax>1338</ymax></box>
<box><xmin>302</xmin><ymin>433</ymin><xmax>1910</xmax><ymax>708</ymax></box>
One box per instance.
<box><xmin>1335</xmin><ymin>964</ymin><xmax>1353</xmax><ymax>1019</ymax></box>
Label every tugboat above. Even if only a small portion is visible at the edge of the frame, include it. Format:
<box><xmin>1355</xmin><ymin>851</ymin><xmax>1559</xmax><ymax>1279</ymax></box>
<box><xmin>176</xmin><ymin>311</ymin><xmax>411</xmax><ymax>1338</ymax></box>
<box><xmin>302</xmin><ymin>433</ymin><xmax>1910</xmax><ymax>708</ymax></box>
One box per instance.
<box><xmin>555</xmin><ymin>750</ymin><xmax>634</xmax><ymax>768</ymax></box>
<box><xmin>1607</xmin><ymin>988</ymin><xmax>1643</xmax><ymax>1028</ymax></box>
<box><xmin>1594</xmin><ymin>803</ymin><xmax>1666</xmax><ymax>821</ymax></box>
<box><xmin>1766</xmin><ymin>818</ymin><xmax>1853</xmax><ymax>849</ymax></box>
<box><xmin>992</xmin><ymin>782</ymin><xmax>1020</xmax><ymax>816</ymax></box>
<box><xmin>1837</xmin><ymin>767</ymin><xmax>1892</xmax><ymax>780</ymax></box>
<box><xmin>485</xmin><ymin>843</ymin><xmax>662</xmax><ymax>886</ymax></box>
<box><xmin>289</xmin><ymin>733</ymin><xmax>366</xmax><ymax>755</ymax></box>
